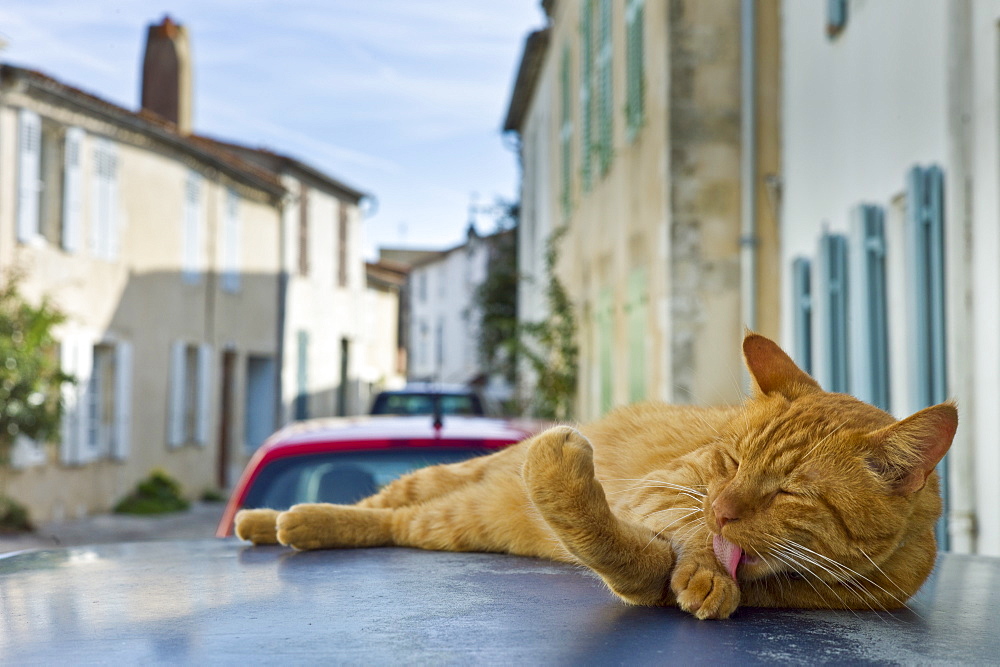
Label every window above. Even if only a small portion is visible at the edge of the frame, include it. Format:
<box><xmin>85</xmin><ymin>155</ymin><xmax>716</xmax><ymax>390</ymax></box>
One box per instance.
<box><xmin>298</xmin><ymin>184</ymin><xmax>310</xmax><ymax>276</ymax></box>
<box><xmin>580</xmin><ymin>0</ymin><xmax>594</xmax><ymax>191</ymax></box>
<box><xmin>625</xmin><ymin>0</ymin><xmax>645</xmax><ymax>137</ymax></box>
<box><xmin>169</xmin><ymin>341</ymin><xmax>211</xmax><ymax>447</ymax></box>
<box><xmin>560</xmin><ymin>46</ymin><xmax>573</xmax><ymax>216</ymax></box>
<box><xmin>626</xmin><ymin>267</ymin><xmax>648</xmax><ymax>402</ymax></box>
<box><xmin>16</xmin><ymin>110</ymin><xmax>69</xmax><ymax>247</ymax></box>
<box><xmin>596</xmin><ymin>0</ymin><xmax>614</xmax><ymax>175</ymax></box>
<box><xmin>816</xmin><ymin>232</ymin><xmax>849</xmax><ymax>393</ymax></box>
<box><xmin>91</xmin><ymin>138</ymin><xmax>119</xmax><ymax>261</ymax></box>
<box><xmin>221</xmin><ymin>188</ymin><xmax>241</xmax><ymax>292</ymax></box>
<box><xmin>850</xmin><ymin>204</ymin><xmax>890</xmax><ymax>411</ymax></box>
<box><xmin>791</xmin><ymin>257</ymin><xmax>813</xmax><ymax>375</ymax></box>
<box><xmin>295</xmin><ymin>330</ymin><xmax>309</xmax><ymax>420</ymax></box>
<box><xmin>182</xmin><ymin>171</ymin><xmax>202</xmax><ymax>282</ymax></box>
<box><xmin>338</xmin><ymin>202</ymin><xmax>349</xmax><ymax>288</ymax></box>
<box><xmin>61</xmin><ymin>336</ymin><xmax>132</xmax><ymax>464</ymax></box>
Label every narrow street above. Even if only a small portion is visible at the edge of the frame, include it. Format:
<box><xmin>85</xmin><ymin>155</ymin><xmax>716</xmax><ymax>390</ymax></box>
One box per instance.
<box><xmin>0</xmin><ymin>502</ymin><xmax>225</xmax><ymax>555</ymax></box>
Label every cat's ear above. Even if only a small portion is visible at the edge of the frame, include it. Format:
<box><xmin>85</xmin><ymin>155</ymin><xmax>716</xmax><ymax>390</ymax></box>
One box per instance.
<box><xmin>742</xmin><ymin>333</ymin><xmax>821</xmax><ymax>399</ymax></box>
<box><xmin>865</xmin><ymin>402</ymin><xmax>958</xmax><ymax>496</ymax></box>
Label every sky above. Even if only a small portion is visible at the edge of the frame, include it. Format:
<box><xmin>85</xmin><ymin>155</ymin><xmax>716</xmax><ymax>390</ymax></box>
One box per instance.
<box><xmin>0</xmin><ymin>0</ymin><xmax>544</xmax><ymax>259</ymax></box>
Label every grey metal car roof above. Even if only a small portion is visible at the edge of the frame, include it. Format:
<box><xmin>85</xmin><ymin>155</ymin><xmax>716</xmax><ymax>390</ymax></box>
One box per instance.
<box><xmin>1</xmin><ymin>539</ymin><xmax>998</xmax><ymax>664</ymax></box>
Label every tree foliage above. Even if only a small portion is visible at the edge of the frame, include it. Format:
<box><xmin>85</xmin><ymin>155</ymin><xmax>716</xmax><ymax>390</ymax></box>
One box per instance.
<box><xmin>0</xmin><ymin>271</ymin><xmax>72</xmax><ymax>464</ymax></box>
<box><xmin>474</xmin><ymin>201</ymin><xmax>519</xmax><ymax>385</ymax></box>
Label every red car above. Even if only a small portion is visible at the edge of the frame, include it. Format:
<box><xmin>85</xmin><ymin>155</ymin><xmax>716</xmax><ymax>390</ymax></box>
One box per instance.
<box><xmin>216</xmin><ymin>415</ymin><xmax>548</xmax><ymax>537</ymax></box>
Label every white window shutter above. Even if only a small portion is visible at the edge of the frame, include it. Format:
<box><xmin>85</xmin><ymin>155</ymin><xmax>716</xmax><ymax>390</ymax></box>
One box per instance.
<box><xmin>222</xmin><ymin>190</ymin><xmax>241</xmax><ymax>292</ymax></box>
<box><xmin>196</xmin><ymin>344</ymin><xmax>213</xmax><ymax>446</ymax></box>
<box><xmin>168</xmin><ymin>341</ymin><xmax>187</xmax><ymax>447</ymax></box>
<box><xmin>112</xmin><ymin>341</ymin><xmax>133</xmax><ymax>460</ymax></box>
<box><xmin>75</xmin><ymin>337</ymin><xmax>95</xmax><ymax>464</ymax></box>
<box><xmin>60</xmin><ymin>334</ymin><xmax>80</xmax><ymax>465</ymax></box>
<box><xmin>183</xmin><ymin>172</ymin><xmax>202</xmax><ymax>281</ymax></box>
<box><xmin>17</xmin><ymin>109</ymin><xmax>41</xmax><ymax>243</ymax></box>
<box><xmin>107</xmin><ymin>146</ymin><xmax>121</xmax><ymax>260</ymax></box>
<box><xmin>62</xmin><ymin>127</ymin><xmax>84</xmax><ymax>253</ymax></box>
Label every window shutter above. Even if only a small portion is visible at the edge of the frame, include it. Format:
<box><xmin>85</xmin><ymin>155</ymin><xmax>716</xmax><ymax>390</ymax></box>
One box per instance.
<box><xmin>295</xmin><ymin>331</ymin><xmax>310</xmax><ymax>420</ymax></box>
<box><xmin>168</xmin><ymin>341</ymin><xmax>187</xmax><ymax>447</ymax></box>
<box><xmin>196</xmin><ymin>344</ymin><xmax>213</xmax><ymax>446</ymax></box>
<box><xmin>60</xmin><ymin>335</ymin><xmax>81</xmax><ymax>465</ymax></box>
<box><xmin>62</xmin><ymin>127</ymin><xmax>84</xmax><ymax>253</ymax></box>
<box><xmin>791</xmin><ymin>257</ymin><xmax>813</xmax><ymax>375</ymax></box>
<box><xmin>112</xmin><ymin>341</ymin><xmax>133</xmax><ymax>460</ymax></box>
<box><xmin>17</xmin><ymin>109</ymin><xmax>42</xmax><ymax>243</ymax></box>
<box><xmin>625</xmin><ymin>0</ymin><xmax>645</xmax><ymax>135</ymax></box>
<box><xmin>626</xmin><ymin>267</ymin><xmax>647</xmax><ymax>402</ymax></box>
<box><xmin>580</xmin><ymin>0</ymin><xmax>594</xmax><ymax>191</ymax></box>
<box><xmin>597</xmin><ymin>0</ymin><xmax>613</xmax><ymax>175</ymax></box>
<box><xmin>75</xmin><ymin>337</ymin><xmax>96</xmax><ymax>464</ymax></box>
<box><xmin>560</xmin><ymin>47</ymin><xmax>573</xmax><ymax>216</ymax></box>
<box><xmin>183</xmin><ymin>172</ymin><xmax>202</xmax><ymax>282</ymax></box>
<box><xmin>222</xmin><ymin>189</ymin><xmax>241</xmax><ymax>292</ymax></box>
<box><xmin>816</xmin><ymin>232</ymin><xmax>849</xmax><ymax>393</ymax></box>
<box><xmin>907</xmin><ymin>165</ymin><xmax>949</xmax><ymax>549</ymax></box>
<box><xmin>597</xmin><ymin>288</ymin><xmax>613</xmax><ymax>414</ymax></box>
<box><xmin>92</xmin><ymin>139</ymin><xmax>119</xmax><ymax>260</ymax></box>
<box><xmin>849</xmin><ymin>205</ymin><xmax>890</xmax><ymax>410</ymax></box>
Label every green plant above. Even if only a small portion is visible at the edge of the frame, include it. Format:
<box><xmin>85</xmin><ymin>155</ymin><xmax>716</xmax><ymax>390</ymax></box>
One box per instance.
<box><xmin>0</xmin><ymin>494</ymin><xmax>33</xmax><ymax>533</ymax></box>
<box><xmin>201</xmin><ymin>488</ymin><xmax>225</xmax><ymax>503</ymax></box>
<box><xmin>114</xmin><ymin>469</ymin><xmax>190</xmax><ymax>515</ymax></box>
<box><xmin>519</xmin><ymin>226</ymin><xmax>579</xmax><ymax>421</ymax></box>
<box><xmin>0</xmin><ymin>270</ymin><xmax>74</xmax><ymax>465</ymax></box>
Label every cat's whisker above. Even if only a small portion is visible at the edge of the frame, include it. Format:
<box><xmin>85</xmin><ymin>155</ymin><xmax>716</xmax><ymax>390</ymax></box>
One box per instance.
<box><xmin>766</xmin><ymin>543</ymin><xmax>868</xmax><ymax>622</ymax></box>
<box><xmin>775</xmin><ymin>540</ymin><xmax>896</xmax><ymax>622</ymax></box>
<box><xmin>801</xmin><ymin>420</ymin><xmax>848</xmax><ymax>461</ymax></box>
<box><xmin>643</xmin><ymin>509</ymin><xmax>703</xmax><ymax>549</ymax></box>
<box><xmin>784</xmin><ymin>539</ymin><xmax>917</xmax><ymax>616</ymax></box>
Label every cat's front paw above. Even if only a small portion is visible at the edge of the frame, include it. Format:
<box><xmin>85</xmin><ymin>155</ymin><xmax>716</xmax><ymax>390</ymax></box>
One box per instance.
<box><xmin>234</xmin><ymin>508</ymin><xmax>280</xmax><ymax>545</ymax></box>
<box><xmin>522</xmin><ymin>426</ymin><xmax>596</xmax><ymax>492</ymax></box>
<box><xmin>671</xmin><ymin>559</ymin><xmax>740</xmax><ymax>620</ymax></box>
<box><xmin>277</xmin><ymin>503</ymin><xmax>392</xmax><ymax>550</ymax></box>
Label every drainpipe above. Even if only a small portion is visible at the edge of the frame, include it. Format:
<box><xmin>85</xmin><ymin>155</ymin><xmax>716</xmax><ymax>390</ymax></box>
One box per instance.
<box><xmin>739</xmin><ymin>0</ymin><xmax>758</xmax><ymax>344</ymax></box>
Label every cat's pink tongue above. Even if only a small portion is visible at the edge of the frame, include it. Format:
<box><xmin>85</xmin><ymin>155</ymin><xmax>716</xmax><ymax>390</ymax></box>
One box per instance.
<box><xmin>713</xmin><ymin>534</ymin><xmax>743</xmax><ymax>582</ymax></box>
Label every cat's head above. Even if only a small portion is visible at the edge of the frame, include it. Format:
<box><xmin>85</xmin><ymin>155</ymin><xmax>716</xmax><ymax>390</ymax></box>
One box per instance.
<box><xmin>705</xmin><ymin>333</ymin><xmax>957</xmax><ymax>598</ymax></box>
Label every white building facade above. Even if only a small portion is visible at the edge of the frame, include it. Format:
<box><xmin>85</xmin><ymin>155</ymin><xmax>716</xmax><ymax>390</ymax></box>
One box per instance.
<box><xmin>781</xmin><ymin>0</ymin><xmax>1000</xmax><ymax>555</ymax></box>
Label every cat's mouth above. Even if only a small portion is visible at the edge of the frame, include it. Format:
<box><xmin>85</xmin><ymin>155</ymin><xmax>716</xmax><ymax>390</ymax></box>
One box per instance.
<box><xmin>712</xmin><ymin>535</ymin><xmax>761</xmax><ymax>583</ymax></box>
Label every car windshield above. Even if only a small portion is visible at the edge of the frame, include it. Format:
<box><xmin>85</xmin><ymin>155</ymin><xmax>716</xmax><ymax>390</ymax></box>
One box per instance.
<box><xmin>370</xmin><ymin>393</ymin><xmax>483</xmax><ymax>416</ymax></box>
<box><xmin>242</xmin><ymin>447</ymin><xmax>492</xmax><ymax>509</ymax></box>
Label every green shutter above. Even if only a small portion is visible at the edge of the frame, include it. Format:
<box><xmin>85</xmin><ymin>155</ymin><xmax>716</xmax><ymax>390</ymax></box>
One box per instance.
<box><xmin>625</xmin><ymin>0</ymin><xmax>645</xmax><ymax>136</ymax></box>
<box><xmin>597</xmin><ymin>0</ymin><xmax>614</xmax><ymax>175</ymax></box>
<box><xmin>597</xmin><ymin>288</ymin><xmax>613</xmax><ymax>414</ymax></box>
<box><xmin>560</xmin><ymin>47</ymin><xmax>573</xmax><ymax>216</ymax></box>
<box><xmin>580</xmin><ymin>0</ymin><xmax>594</xmax><ymax>191</ymax></box>
<box><xmin>626</xmin><ymin>267</ymin><xmax>647</xmax><ymax>402</ymax></box>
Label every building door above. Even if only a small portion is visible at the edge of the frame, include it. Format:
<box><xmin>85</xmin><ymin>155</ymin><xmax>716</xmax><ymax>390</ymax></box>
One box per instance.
<box><xmin>246</xmin><ymin>355</ymin><xmax>277</xmax><ymax>453</ymax></box>
<box><xmin>217</xmin><ymin>350</ymin><xmax>237</xmax><ymax>489</ymax></box>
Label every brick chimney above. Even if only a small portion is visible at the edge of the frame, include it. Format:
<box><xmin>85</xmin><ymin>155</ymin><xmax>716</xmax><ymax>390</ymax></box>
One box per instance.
<box><xmin>140</xmin><ymin>15</ymin><xmax>192</xmax><ymax>133</ymax></box>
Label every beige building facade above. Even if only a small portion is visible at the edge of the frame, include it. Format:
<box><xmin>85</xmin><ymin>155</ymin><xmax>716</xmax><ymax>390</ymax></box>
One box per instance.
<box><xmin>505</xmin><ymin>0</ymin><xmax>780</xmax><ymax>420</ymax></box>
<box><xmin>0</xmin><ymin>17</ymin><xmax>386</xmax><ymax>520</ymax></box>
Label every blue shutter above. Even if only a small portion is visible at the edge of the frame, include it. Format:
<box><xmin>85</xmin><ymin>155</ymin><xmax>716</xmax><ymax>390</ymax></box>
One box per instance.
<box><xmin>818</xmin><ymin>232</ymin><xmax>849</xmax><ymax>393</ymax></box>
<box><xmin>850</xmin><ymin>205</ymin><xmax>890</xmax><ymax>411</ymax></box>
<box><xmin>907</xmin><ymin>165</ymin><xmax>948</xmax><ymax>549</ymax></box>
<box><xmin>827</xmin><ymin>0</ymin><xmax>848</xmax><ymax>36</ymax></box>
<box><xmin>295</xmin><ymin>331</ymin><xmax>309</xmax><ymax>420</ymax></box>
<box><xmin>791</xmin><ymin>257</ymin><xmax>813</xmax><ymax>376</ymax></box>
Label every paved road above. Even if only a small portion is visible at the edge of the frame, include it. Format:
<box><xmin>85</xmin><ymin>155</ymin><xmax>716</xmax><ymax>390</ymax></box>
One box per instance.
<box><xmin>0</xmin><ymin>501</ymin><xmax>225</xmax><ymax>554</ymax></box>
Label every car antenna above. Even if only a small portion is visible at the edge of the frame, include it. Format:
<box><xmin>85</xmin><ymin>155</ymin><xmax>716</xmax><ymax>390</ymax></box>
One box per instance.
<box><xmin>432</xmin><ymin>393</ymin><xmax>444</xmax><ymax>431</ymax></box>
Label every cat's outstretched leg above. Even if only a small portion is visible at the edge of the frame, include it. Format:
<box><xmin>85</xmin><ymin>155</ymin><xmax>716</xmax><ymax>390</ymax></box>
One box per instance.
<box><xmin>522</xmin><ymin>426</ymin><xmax>677</xmax><ymax>607</ymax></box>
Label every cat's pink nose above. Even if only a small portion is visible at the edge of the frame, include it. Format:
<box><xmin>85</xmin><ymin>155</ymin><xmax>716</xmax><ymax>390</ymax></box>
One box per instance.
<box><xmin>713</xmin><ymin>496</ymin><xmax>742</xmax><ymax>528</ymax></box>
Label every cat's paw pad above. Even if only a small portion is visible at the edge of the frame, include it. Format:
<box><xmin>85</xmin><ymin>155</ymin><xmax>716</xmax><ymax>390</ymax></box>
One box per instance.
<box><xmin>234</xmin><ymin>508</ymin><xmax>280</xmax><ymax>545</ymax></box>
<box><xmin>523</xmin><ymin>426</ymin><xmax>595</xmax><ymax>485</ymax></box>
<box><xmin>671</xmin><ymin>559</ymin><xmax>740</xmax><ymax>620</ymax></box>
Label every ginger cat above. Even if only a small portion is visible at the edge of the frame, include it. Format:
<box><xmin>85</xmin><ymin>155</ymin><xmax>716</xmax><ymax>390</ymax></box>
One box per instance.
<box><xmin>235</xmin><ymin>334</ymin><xmax>957</xmax><ymax>620</ymax></box>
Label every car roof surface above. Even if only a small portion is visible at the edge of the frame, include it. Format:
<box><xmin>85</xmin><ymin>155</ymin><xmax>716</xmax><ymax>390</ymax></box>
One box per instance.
<box><xmin>1</xmin><ymin>540</ymin><xmax>998</xmax><ymax>664</ymax></box>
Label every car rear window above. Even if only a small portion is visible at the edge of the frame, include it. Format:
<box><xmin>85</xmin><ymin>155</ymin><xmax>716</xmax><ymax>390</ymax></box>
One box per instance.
<box><xmin>242</xmin><ymin>447</ymin><xmax>493</xmax><ymax>510</ymax></box>
<box><xmin>370</xmin><ymin>393</ymin><xmax>484</xmax><ymax>416</ymax></box>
